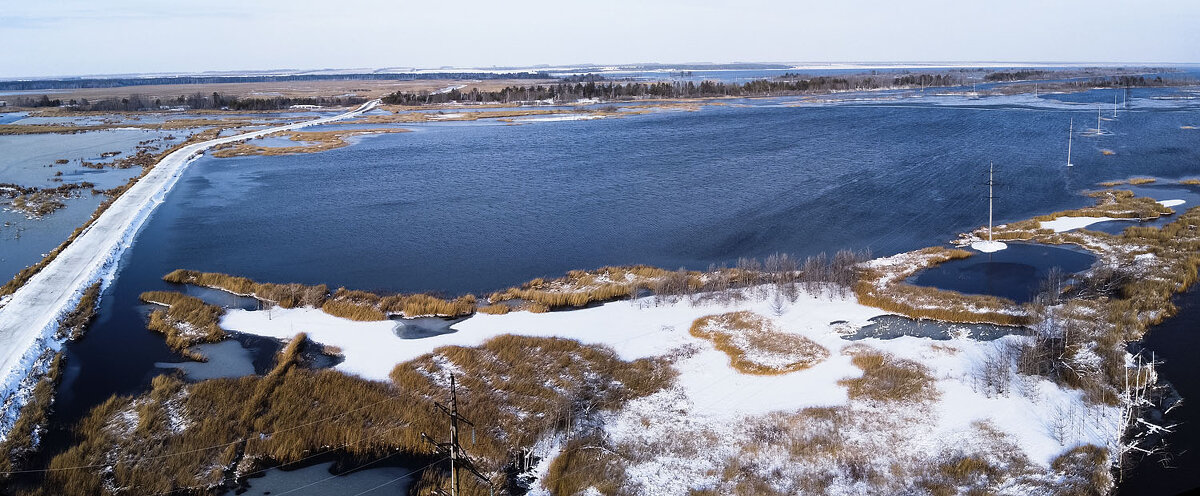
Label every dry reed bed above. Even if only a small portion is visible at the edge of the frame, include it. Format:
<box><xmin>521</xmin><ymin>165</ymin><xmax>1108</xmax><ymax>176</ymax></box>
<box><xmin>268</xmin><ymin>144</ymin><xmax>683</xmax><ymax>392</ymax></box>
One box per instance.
<box><xmin>210</xmin><ymin>128</ymin><xmax>409</xmax><ymax>158</ymax></box>
<box><xmin>138</xmin><ymin>291</ymin><xmax>227</xmax><ymax>357</ymax></box>
<box><xmin>0</xmin><ymin>353</ymin><xmax>63</xmax><ymax>482</ymax></box>
<box><xmin>1026</xmin><ymin>189</ymin><xmax>1172</xmax><ymax>222</ymax></box>
<box><xmin>689</xmin><ymin>311</ymin><xmax>829</xmax><ymax>375</ymax></box>
<box><xmin>161</xmin><ymin>269</ymin><xmax>475</xmax><ymax>319</ymax></box>
<box><xmin>32</xmin><ymin>335</ymin><xmax>674</xmax><ymax>495</ymax></box>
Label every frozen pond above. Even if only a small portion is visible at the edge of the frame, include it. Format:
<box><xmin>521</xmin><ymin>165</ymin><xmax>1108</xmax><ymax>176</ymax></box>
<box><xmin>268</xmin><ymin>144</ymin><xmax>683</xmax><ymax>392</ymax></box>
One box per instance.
<box><xmin>909</xmin><ymin>243</ymin><xmax>1096</xmax><ymax>303</ymax></box>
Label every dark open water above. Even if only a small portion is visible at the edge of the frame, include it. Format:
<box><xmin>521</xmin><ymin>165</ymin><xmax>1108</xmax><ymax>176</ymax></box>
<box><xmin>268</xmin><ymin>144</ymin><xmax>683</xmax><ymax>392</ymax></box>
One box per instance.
<box><xmin>20</xmin><ymin>87</ymin><xmax>1200</xmax><ymax>493</ymax></box>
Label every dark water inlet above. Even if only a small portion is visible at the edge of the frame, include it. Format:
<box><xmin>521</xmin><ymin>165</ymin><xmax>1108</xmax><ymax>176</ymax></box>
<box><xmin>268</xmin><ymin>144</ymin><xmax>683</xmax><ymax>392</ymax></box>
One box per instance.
<box><xmin>908</xmin><ymin>243</ymin><xmax>1096</xmax><ymax>303</ymax></box>
<box><xmin>843</xmin><ymin>315</ymin><xmax>1025</xmax><ymax>341</ymax></box>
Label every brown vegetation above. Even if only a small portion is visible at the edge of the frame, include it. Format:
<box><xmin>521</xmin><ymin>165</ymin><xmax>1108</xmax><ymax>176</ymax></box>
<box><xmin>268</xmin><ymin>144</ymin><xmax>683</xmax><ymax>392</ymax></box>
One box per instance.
<box><xmin>33</xmin><ymin>335</ymin><xmax>674</xmax><ymax>495</ymax></box>
<box><xmin>838</xmin><ymin>347</ymin><xmax>938</xmax><ymax>403</ymax></box>
<box><xmin>853</xmin><ymin>247</ymin><xmax>1029</xmax><ymax>325</ymax></box>
<box><xmin>210</xmin><ymin>129</ymin><xmax>410</xmax><ymax>158</ymax></box>
<box><xmin>0</xmin><ymin>353</ymin><xmax>63</xmax><ymax>481</ymax></box>
<box><xmin>57</xmin><ymin>282</ymin><xmax>102</xmax><ymax>340</ymax></box>
<box><xmin>689</xmin><ymin>311</ymin><xmax>829</xmax><ymax>375</ymax></box>
<box><xmin>139</xmin><ymin>291</ymin><xmax>227</xmax><ymax>355</ymax></box>
<box><xmin>162</xmin><ymin>269</ymin><xmax>475</xmax><ymax>320</ymax></box>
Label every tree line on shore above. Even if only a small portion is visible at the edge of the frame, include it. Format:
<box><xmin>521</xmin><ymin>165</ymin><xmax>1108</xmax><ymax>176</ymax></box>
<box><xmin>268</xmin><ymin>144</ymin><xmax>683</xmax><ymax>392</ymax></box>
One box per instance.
<box><xmin>6</xmin><ymin>92</ymin><xmax>367</xmax><ymax>111</ymax></box>
<box><xmin>381</xmin><ymin>74</ymin><xmax>967</xmax><ymax>105</ymax></box>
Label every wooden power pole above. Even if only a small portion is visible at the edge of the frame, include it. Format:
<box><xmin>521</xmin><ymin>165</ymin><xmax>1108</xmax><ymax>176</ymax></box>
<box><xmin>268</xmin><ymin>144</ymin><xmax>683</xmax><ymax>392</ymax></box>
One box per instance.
<box><xmin>423</xmin><ymin>374</ymin><xmax>491</xmax><ymax>496</ymax></box>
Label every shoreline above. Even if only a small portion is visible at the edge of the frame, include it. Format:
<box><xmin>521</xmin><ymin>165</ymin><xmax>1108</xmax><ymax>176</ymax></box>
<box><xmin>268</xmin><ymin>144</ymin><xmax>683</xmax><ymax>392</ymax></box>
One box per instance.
<box><xmin>0</xmin><ymin>99</ymin><xmax>379</xmax><ymax>440</ymax></box>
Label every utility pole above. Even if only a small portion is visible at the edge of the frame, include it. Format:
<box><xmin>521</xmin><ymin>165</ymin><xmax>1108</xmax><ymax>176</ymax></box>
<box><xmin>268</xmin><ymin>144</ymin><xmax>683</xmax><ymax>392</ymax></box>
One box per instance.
<box><xmin>423</xmin><ymin>374</ymin><xmax>491</xmax><ymax>496</ymax></box>
<box><xmin>988</xmin><ymin>162</ymin><xmax>995</xmax><ymax>243</ymax></box>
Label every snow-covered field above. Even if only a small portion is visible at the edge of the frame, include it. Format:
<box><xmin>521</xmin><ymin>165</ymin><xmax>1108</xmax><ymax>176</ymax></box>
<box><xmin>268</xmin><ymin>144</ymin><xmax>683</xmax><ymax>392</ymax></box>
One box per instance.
<box><xmin>0</xmin><ymin>100</ymin><xmax>379</xmax><ymax>440</ymax></box>
<box><xmin>222</xmin><ymin>286</ymin><xmax>1122</xmax><ymax>494</ymax></box>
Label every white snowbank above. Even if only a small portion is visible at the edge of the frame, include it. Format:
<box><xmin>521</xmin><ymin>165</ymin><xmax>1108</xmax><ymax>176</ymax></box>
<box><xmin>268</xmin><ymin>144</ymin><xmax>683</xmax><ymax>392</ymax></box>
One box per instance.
<box><xmin>1159</xmin><ymin>199</ymin><xmax>1185</xmax><ymax>207</ymax></box>
<box><xmin>971</xmin><ymin>240</ymin><xmax>1008</xmax><ymax>253</ymax></box>
<box><xmin>1039</xmin><ymin>216</ymin><xmax>1122</xmax><ymax>232</ymax></box>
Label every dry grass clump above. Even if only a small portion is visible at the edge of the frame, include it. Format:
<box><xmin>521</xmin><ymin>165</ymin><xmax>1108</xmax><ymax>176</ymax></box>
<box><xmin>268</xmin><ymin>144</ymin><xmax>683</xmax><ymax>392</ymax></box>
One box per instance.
<box><xmin>139</xmin><ymin>291</ymin><xmax>227</xmax><ymax>352</ymax></box>
<box><xmin>34</xmin><ymin>335</ymin><xmax>674</xmax><ymax>495</ymax></box>
<box><xmin>0</xmin><ymin>353</ymin><xmax>63</xmax><ymax>480</ymax></box>
<box><xmin>838</xmin><ymin>347</ymin><xmax>938</xmax><ymax>402</ymax></box>
<box><xmin>57</xmin><ymin>282</ymin><xmax>101</xmax><ymax>339</ymax></box>
<box><xmin>1179</xmin><ymin>178</ymin><xmax>1200</xmax><ymax>185</ymax></box>
<box><xmin>164</xmin><ymin>269</ymin><xmax>477</xmax><ymax>319</ymax></box>
<box><xmin>541</xmin><ymin>436</ymin><xmax>631</xmax><ymax>496</ymax></box>
<box><xmin>320</xmin><ymin>298</ymin><xmax>386</xmax><ymax>321</ymax></box>
<box><xmin>162</xmin><ymin>269</ymin><xmax>327</xmax><ymax>308</ymax></box>
<box><xmin>1127</xmin><ymin>177</ymin><xmax>1156</xmax><ymax>185</ymax></box>
<box><xmin>689</xmin><ymin>311</ymin><xmax>829</xmax><ymax>375</ymax></box>
<box><xmin>488</xmin><ymin>265</ymin><xmax>685</xmax><ymax>311</ymax></box>
<box><xmin>379</xmin><ymin>293</ymin><xmax>477</xmax><ymax>318</ymax></box>
<box><xmin>1049</xmin><ymin>445</ymin><xmax>1111</xmax><ymax>495</ymax></box>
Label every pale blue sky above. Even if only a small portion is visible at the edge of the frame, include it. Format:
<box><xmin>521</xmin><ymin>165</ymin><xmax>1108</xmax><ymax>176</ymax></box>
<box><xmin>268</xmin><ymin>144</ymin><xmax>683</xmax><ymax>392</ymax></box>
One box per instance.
<box><xmin>3</xmin><ymin>0</ymin><xmax>1198</xmax><ymax>78</ymax></box>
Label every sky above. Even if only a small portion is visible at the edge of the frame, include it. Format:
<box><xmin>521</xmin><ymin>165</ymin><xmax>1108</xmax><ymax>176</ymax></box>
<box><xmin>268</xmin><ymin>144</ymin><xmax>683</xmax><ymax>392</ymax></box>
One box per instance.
<box><xmin>3</xmin><ymin>0</ymin><xmax>1199</xmax><ymax>78</ymax></box>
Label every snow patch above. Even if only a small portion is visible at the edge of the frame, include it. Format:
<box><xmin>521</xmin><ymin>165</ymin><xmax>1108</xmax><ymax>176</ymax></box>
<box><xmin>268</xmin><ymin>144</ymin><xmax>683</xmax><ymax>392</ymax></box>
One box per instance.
<box><xmin>1158</xmin><ymin>199</ymin><xmax>1185</xmax><ymax>208</ymax></box>
<box><xmin>1039</xmin><ymin>216</ymin><xmax>1122</xmax><ymax>233</ymax></box>
<box><xmin>971</xmin><ymin>240</ymin><xmax>1008</xmax><ymax>253</ymax></box>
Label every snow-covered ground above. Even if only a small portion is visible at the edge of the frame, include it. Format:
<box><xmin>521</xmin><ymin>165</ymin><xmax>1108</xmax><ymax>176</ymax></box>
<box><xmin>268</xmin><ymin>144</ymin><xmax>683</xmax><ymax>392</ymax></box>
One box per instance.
<box><xmin>1040</xmin><ymin>216</ymin><xmax>1123</xmax><ymax>232</ymax></box>
<box><xmin>0</xmin><ymin>100</ymin><xmax>379</xmax><ymax>440</ymax></box>
<box><xmin>1038</xmin><ymin>199</ymin><xmax>1186</xmax><ymax>233</ymax></box>
<box><xmin>221</xmin><ymin>287</ymin><xmax>1122</xmax><ymax>493</ymax></box>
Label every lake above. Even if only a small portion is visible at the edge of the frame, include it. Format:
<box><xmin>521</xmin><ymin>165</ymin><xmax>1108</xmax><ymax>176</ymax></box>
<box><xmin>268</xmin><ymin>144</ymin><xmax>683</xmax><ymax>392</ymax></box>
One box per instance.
<box><xmin>20</xmin><ymin>87</ymin><xmax>1200</xmax><ymax>494</ymax></box>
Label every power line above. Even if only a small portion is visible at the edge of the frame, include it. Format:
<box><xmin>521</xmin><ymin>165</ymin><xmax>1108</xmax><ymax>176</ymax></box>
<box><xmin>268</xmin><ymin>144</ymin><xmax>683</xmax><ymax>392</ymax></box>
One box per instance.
<box><xmin>423</xmin><ymin>374</ymin><xmax>491</xmax><ymax>496</ymax></box>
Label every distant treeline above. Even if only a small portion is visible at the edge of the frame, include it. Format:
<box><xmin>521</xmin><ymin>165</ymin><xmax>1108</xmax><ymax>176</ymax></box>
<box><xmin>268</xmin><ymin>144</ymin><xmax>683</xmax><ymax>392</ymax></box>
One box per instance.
<box><xmin>382</xmin><ymin>74</ymin><xmax>962</xmax><ymax>105</ymax></box>
<box><xmin>7</xmin><ymin>92</ymin><xmax>367</xmax><ymax>111</ymax></box>
<box><xmin>0</xmin><ymin>72</ymin><xmax>551</xmax><ymax>91</ymax></box>
<box><xmin>984</xmin><ymin>70</ymin><xmax>1051</xmax><ymax>81</ymax></box>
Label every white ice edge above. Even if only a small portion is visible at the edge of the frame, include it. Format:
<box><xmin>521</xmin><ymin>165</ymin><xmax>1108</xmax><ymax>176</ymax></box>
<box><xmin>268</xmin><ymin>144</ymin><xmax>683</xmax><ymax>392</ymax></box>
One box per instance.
<box><xmin>0</xmin><ymin>100</ymin><xmax>379</xmax><ymax>440</ymax></box>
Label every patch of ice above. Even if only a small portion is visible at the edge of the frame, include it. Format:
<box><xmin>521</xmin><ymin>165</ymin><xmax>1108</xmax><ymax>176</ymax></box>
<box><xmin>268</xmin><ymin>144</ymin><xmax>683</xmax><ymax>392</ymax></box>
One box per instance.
<box><xmin>1159</xmin><ymin>199</ymin><xmax>1185</xmax><ymax>207</ymax></box>
<box><xmin>971</xmin><ymin>240</ymin><xmax>1008</xmax><ymax>253</ymax></box>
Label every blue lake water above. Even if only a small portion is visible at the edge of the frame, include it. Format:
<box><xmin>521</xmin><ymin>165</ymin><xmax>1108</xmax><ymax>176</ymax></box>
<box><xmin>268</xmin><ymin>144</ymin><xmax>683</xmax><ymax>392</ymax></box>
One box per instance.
<box><xmin>21</xmin><ymin>88</ymin><xmax>1200</xmax><ymax>494</ymax></box>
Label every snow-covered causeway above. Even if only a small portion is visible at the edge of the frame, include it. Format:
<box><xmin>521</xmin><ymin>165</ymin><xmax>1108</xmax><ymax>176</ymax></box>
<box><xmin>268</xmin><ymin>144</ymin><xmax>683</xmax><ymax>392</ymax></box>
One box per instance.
<box><xmin>0</xmin><ymin>100</ymin><xmax>379</xmax><ymax>436</ymax></box>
